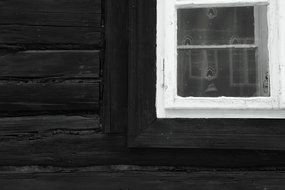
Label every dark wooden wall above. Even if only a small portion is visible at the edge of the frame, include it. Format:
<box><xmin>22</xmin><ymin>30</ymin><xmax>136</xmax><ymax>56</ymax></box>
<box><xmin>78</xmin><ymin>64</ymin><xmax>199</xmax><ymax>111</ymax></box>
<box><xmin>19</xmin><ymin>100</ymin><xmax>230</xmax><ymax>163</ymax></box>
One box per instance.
<box><xmin>0</xmin><ymin>0</ymin><xmax>284</xmax><ymax>169</ymax></box>
<box><xmin>0</xmin><ymin>0</ymin><xmax>285</xmax><ymax>189</ymax></box>
<box><xmin>0</xmin><ymin>0</ymin><xmax>102</xmax><ymax>116</ymax></box>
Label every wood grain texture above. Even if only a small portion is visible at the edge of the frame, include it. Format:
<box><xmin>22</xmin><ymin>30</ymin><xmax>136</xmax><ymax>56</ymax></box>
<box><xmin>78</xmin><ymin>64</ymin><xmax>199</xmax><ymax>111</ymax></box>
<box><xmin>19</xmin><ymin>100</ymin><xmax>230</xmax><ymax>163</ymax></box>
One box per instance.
<box><xmin>0</xmin><ymin>0</ymin><xmax>102</xmax><ymax>47</ymax></box>
<box><xmin>0</xmin><ymin>168</ymin><xmax>285</xmax><ymax>190</ymax></box>
<box><xmin>0</xmin><ymin>0</ymin><xmax>101</xmax><ymax>14</ymax></box>
<box><xmin>0</xmin><ymin>50</ymin><xmax>100</xmax><ymax>78</ymax></box>
<box><xmin>0</xmin><ymin>80</ymin><xmax>99</xmax><ymax>113</ymax></box>
<box><xmin>128</xmin><ymin>0</ymin><xmax>158</xmax><ymax>141</ymax></box>
<box><xmin>104</xmin><ymin>0</ymin><xmax>128</xmax><ymax>133</ymax></box>
<box><xmin>2</xmin><ymin>115</ymin><xmax>285</xmax><ymax>168</ymax></box>
<box><xmin>1</xmin><ymin>170</ymin><xmax>285</xmax><ymax>190</ymax></box>
<box><xmin>133</xmin><ymin>119</ymin><xmax>285</xmax><ymax>150</ymax></box>
<box><xmin>0</xmin><ymin>115</ymin><xmax>100</xmax><ymax>136</ymax></box>
<box><xmin>0</xmin><ymin>0</ymin><xmax>103</xmax><ymax>114</ymax></box>
<box><xmin>0</xmin><ymin>26</ymin><xmax>101</xmax><ymax>46</ymax></box>
<box><xmin>0</xmin><ymin>1</ymin><xmax>101</xmax><ymax>27</ymax></box>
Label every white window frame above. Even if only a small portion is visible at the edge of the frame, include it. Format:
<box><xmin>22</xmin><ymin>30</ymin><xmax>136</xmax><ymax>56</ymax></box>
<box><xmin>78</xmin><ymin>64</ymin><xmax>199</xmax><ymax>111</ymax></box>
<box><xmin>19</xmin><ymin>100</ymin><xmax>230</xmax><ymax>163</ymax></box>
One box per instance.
<box><xmin>156</xmin><ymin>0</ymin><xmax>285</xmax><ymax>118</ymax></box>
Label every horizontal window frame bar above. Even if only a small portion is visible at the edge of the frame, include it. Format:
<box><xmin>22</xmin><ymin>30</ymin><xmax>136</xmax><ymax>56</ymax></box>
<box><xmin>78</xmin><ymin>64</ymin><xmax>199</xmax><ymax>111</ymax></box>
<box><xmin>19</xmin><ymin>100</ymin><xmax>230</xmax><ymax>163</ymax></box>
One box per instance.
<box><xmin>177</xmin><ymin>44</ymin><xmax>258</xmax><ymax>49</ymax></box>
<box><xmin>175</xmin><ymin>0</ymin><xmax>269</xmax><ymax>9</ymax></box>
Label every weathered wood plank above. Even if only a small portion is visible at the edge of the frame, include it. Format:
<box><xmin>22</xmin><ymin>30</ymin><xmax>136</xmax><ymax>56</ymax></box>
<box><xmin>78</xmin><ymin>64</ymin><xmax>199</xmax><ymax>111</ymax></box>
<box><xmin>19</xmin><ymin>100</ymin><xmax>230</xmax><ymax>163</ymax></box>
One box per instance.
<box><xmin>1</xmin><ymin>115</ymin><xmax>285</xmax><ymax>167</ymax></box>
<box><xmin>0</xmin><ymin>115</ymin><xmax>100</xmax><ymax>136</ymax></box>
<box><xmin>0</xmin><ymin>0</ymin><xmax>101</xmax><ymax>14</ymax></box>
<box><xmin>104</xmin><ymin>0</ymin><xmax>128</xmax><ymax>133</ymax></box>
<box><xmin>0</xmin><ymin>11</ymin><xmax>100</xmax><ymax>28</ymax></box>
<box><xmin>0</xmin><ymin>50</ymin><xmax>100</xmax><ymax>78</ymax></box>
<box><xmin>0</xmin><ymin>25</ymin><xmax>101</xmax><ymax>45</ymax></box>
<box><xmin>0</xmin><ymin>80</ymin><xmax>99</xmax><ymax>113</ymax></box>
<box><xmin>0</xmin><ymin>11</ymin><xmax>101</xmax><ymax>28</ymax></box>
<box><xmin>0</xmin><ymin>0</ymin><xmax>102</xmax><ymax>46</ymax></box>
<box><xmin>0</xmin><ymin>12</ymin><xmax>101</xmax><ymax>27</ymax></box>
<box><xmin>0</xmin><ymin>44</ymin><xmax>101</xmax><ymax>51</ymax></box>
<box><xmin>0</xmin><ymin>0</ymin><xmax>101</xmax><ymax>27</ymax></box>
<box><xmin>132</xmin><ymin>119</ymin><xmax>285</xmax><ymax>150</ymax></box>
<box><xmin>1</xmin><ymin>169</ymin><xmax>285</xmax><ymax>190</ymax></box>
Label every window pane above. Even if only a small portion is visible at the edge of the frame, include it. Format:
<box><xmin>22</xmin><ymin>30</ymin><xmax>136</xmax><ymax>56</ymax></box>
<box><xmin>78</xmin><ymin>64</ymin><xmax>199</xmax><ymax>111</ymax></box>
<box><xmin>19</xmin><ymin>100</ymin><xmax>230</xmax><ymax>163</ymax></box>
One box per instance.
<box><xmin>177</xmin><ymin>49</ymin><xmax>270</xmax><ymax>97</ymax></box>
<box><xmin>177</xmin><ymin>7</ymin><xmax>254</xmax><ymax>45</ymax></box>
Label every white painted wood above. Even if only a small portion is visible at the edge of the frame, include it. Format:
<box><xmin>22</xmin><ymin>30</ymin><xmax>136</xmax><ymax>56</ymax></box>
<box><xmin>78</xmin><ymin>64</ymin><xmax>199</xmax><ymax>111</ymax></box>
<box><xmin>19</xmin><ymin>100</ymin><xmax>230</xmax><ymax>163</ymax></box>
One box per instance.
<box><xmin>164</xmin><ymin>109</ymin><xmax>285</xmax><ymax>119</ymax></box>
<box><xmin>167</xmin><ymin>97</ymin><xmax>275</xmax><ymax>109</ymax></box>
<box><xmin>177</xmin><ymin>45</ymin><xmax>258</xmax><ymax>49</ymax></box>
<box><xmin>279</xmin><ymin>0</ymin><xmax>285</xmax><ymax>108</ymax></box>
<box><xmin>176</xmin><ymin>0</ymin><xmax>269</xmax><ymax>8</ymax></box>
<box><xmin>156</xmin><ymin>0</ymin><xmax>283</xmax><ymax>118</ymax></box>
<box><xmin>156</xmin><ymin>0</ymin><xmax>166</xmax><ymax>118</ymax></box>
<box><xmin>266</xmin><ymin>0</ymin><xmax>280</xmax><ymax>107</ymax></box>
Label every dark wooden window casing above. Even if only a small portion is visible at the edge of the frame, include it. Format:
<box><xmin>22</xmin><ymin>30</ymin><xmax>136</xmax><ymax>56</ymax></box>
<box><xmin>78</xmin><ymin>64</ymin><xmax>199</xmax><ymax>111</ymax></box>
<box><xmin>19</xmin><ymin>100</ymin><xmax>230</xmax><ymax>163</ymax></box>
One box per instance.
<box><xmin>128</xmin><ymin>0</ymin><xmax>285</xmax><ymax>150</ymax></box>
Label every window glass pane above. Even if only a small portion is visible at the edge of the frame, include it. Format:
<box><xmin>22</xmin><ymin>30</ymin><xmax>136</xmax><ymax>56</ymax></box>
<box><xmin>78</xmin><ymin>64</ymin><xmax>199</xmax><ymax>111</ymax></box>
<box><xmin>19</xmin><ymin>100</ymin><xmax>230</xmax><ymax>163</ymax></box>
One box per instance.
<box><xmin>177</xmin><ymin>7</ymin><xmax>255</xmax><ymax>45</ymax></box>
<box><xmin>177</xmin><ymin>49</ymin><xmax>269</xmax><ymax>97</ymax></box>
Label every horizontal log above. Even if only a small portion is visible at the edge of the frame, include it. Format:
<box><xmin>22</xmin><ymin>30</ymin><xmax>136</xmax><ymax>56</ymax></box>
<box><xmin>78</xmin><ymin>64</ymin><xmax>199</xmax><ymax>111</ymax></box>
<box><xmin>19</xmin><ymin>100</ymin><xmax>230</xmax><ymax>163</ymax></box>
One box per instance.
<box><xmin>0</xmin><ymin>11</ymin><xmax>101</xmax><ymax>28</ymax></box>
<box><xmin>0</xmin><ymin>0</ymin><xmax>101</xmax><ymax>14</ymax></box>
<box><xmin>0</xmin><ymin>80</ymin><xmax>99</xmax><ymax>113</ymax></box>
<box><xmin>0</xmin><ymin>44</ymin><xmax>101</xmax><ymax>51</ymax></box>
<box><xmin>0</xmin><ymin>50</ymin><xmax>100</xmax><ymax>78</ymax></box>
<box><xmin>1</xmin><ymin>169</ymin><xmax>285</xmax><ymax>190</ymax></box>
<box><xmin>0</xmin><ymin>115</ymin><xmax>100</xmax><ymax>136</ymax></box>
<box><xmin>0</xmin><ymin>0</ymin><xmax>101</xmax><ymax>26</ymax></box>
<box><xmin>0</xmin><ymin>25</ymin><xmax>101</xmax><ymax>46</ymax></box>
<box><xmin>0</xmin><ymin>0</ymin><xmax>102</xmax><ymax>46</ymax></box>
<box><xmin>0</xmin><ymin>11</ymin><xmax>100</xmax><ymax>28</ymax></box>
<box><xmin>1</xmin><ymin>115</ymin><xmax>285</xmax><ymax>168</ymax></box>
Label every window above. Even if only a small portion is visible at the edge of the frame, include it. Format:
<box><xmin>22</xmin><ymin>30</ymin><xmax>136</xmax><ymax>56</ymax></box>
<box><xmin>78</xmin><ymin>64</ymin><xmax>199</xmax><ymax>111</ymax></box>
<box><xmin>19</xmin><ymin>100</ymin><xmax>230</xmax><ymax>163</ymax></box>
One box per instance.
<box><xmin>156</xmin><ymin>0</ymin><xmax>284</xmax><ymax>118</ymax></box>
<box><xmin>128</xmin><ymin>0</ymin><xmax>285</xmax><ymax>149</ymax></box>
<box><xmin>177</xmin><ymin>6</ymin><xmax>268</xmax><ymax>98</ymax></box>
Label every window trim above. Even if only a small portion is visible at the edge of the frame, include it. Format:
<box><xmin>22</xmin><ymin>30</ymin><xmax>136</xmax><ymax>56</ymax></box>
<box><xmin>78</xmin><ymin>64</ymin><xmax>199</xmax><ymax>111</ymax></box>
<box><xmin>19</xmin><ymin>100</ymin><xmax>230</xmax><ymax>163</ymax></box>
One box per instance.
<box><xmin>156</xmin><ymin>0</ymin><xmax>284</xmax><ymax>118</ymax></box>
<box><xmin>280</xmin><ymin>0</ymin><xmax>285</xmax><ymax>108</ymax></box>
<box><xmin>128</xmin><ymin>0</ymin><xmax>285</xmax><ymax>150</ymax></box>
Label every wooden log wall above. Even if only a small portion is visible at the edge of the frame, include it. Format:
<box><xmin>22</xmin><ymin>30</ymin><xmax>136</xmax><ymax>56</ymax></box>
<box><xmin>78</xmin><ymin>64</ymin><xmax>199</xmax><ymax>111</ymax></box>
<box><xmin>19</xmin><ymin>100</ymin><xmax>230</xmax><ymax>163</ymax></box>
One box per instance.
<box><xmin>0</xmin><ymin>0</ymin><xmax>285</xmax><ymax>189</ymax></box>
<box><xmin>0</xmin><ymin>0</ymin><xmax>102</xmax><ymax>115</ymax></box>
<box><xmin>1</xmin><ymin>167</ymin><xmax>285</xmax><ymax>190</ymax></box>
<box><xmin>0</xmin><ymin>0</ymin><xmax>107</xmax><ymax>168</ymax></box>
